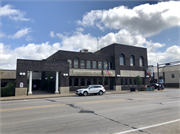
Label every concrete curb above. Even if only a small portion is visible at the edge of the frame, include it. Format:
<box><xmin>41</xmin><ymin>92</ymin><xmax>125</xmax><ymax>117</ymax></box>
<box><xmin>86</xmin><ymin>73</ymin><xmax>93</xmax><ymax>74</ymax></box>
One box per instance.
<box><xmin>0</xmin><ymin>90</ymin><xmax>167</xmax><ymax>101</ymax></box>
<box><xmin>0</xmin><ymin>91</ymin><xmax>130</xmax><ymax>101</ymax></box>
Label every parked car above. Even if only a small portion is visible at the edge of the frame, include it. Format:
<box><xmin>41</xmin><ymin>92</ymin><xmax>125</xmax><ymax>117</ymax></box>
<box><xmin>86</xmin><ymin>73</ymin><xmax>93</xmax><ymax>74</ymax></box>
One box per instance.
<box><xmin>150</xmin><ymin>83</ymin><xmax>159</xmax><ymax>89</ymax></box>
<box><xmin>76</xmin><ymin>85</ymin><xmax>106</xmax><ymax>96</ymax></box>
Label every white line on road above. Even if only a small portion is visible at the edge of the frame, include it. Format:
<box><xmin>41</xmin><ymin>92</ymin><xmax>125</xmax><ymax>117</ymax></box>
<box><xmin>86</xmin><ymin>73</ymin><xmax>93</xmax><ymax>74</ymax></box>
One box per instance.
<box><xmin>114</xmin><ymin>119</ymin><xmax>180</xmax><ymax>134</ymax></box>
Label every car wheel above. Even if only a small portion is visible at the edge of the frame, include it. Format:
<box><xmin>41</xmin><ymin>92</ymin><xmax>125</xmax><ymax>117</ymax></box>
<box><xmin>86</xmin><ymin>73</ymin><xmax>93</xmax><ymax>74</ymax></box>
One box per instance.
<box><xmin>99</xmin><ymin>91</ymin><xmax>103</xmax><ymax>95</ymax></box>
<box><xmin>83</xmin><ymin>91</ymin><xmax>88</xmax><ymax>96</ymax></box>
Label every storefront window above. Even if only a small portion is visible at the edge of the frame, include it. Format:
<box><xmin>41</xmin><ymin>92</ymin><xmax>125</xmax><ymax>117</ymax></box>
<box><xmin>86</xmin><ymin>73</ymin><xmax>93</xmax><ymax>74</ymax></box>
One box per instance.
<box><xmin>93</xmin><ymin>78</ymin><xmax>97</xmax><ymax>84</ymax></box>
<box><xmin>98</xmin><ymin>78</ymin><xmax>102</xmax><ymax>85</ymax></box>
<box><xmin>81</xmin><ymin>78</ymin><xmax>85</xmax><ymax>86</ymax></box>
<box><xmin>125</xmin><ymin>78</ymin><xmax>128</xmax><ymax>85</ymax></box>
<box><xmin>129</xmin><ymin>78</ymin><xmax>132</xmax><ymax>85</ymax></box>
<box><xmin>69</xmin><ymin>78</ymin><xmax>72</xmax><ymax>86</ymax></box>
<box><xmin>121</xmin><ymin>78</ymin><xmax>124</xmax><ymax>85</ymax></box>
<box><xmin>104</xmin><ymin>78</ymin><xmax>108</xmax><ymax>85</ymax></box>
<box><xmin>74</xmin><ymin>78</ymin><xmax>79</xmax><ymax>86</ymax></box>
<box><xmin>87</xmin><ymin>78</ymin><xmax>91</xmax><ymax>85</ymax></box>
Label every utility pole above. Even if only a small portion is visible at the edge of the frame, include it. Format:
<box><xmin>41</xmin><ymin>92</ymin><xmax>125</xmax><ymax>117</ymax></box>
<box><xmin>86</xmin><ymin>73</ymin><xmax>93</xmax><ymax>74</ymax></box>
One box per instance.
<box><xmin>101</xmin><ymin>68</ymin><xmax>104</xmax><ymax>86</ymax></box>
<box><xmin>157</xmin><ymin>63</ymin><xmax>159</xmax><ymax>89</ymax></box>
<box><xmin>97</xmin><ymin>38</ymin><xmax>99</xmax><ymax>51</ymax></box>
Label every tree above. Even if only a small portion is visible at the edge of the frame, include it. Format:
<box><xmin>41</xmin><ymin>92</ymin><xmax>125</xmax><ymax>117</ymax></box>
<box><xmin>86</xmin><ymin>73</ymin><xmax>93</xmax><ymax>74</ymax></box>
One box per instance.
<box><xmin>135</xmin><ymin>75</ymin><xmax>142</xmax><ymax>91</ymax></box>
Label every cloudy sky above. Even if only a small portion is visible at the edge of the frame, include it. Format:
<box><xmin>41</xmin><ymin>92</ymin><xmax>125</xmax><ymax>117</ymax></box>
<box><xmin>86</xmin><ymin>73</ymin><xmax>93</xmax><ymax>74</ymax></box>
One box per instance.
<box><xmin>0</xmin><ymin>0</ymin><xmax>180</xmax><ymax>69</ymax></box>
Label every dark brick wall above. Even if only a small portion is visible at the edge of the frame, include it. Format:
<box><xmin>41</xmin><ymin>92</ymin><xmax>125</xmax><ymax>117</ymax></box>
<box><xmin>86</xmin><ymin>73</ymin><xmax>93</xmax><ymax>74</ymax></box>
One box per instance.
<box><xmin>16</xmin><ymin>43</ymin><xmax>149</xmax><ymax>91</ymax></box>
<box><xmin>46</xmin><ymin>50</ymin><xmax>113</xmax><ymax>69</ymax></box>
<box><xmin>16</xmin><ymin>59</ymin><xmax>69</xmax><ymax>88</ymax></box>
<box><xmin>99</xmin><ymin>43</ymin><xmax>149</xmax><ymax>86</ymax></box>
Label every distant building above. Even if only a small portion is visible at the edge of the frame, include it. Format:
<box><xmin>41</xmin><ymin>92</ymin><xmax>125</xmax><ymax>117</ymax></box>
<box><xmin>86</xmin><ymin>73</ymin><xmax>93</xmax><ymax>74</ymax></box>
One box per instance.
<box><xmin>148</xmin><ymin>64</ymin><xmax>180</xmax><ymax>88</ymax></box>
<box><xmin>2</xmin><ymin>43</ymin><xmax>149</xmax><ymax>96</ymax></box>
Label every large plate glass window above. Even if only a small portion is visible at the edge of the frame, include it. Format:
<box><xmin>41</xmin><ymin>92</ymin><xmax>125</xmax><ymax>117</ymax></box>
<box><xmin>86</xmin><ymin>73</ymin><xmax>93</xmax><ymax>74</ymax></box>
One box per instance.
<box><xmin>74</xmin><ymin>78</ymin><xmax>79</xmax><ymax>86</ymax></box>
<box><xmin>81</xmin><ymin>78</ymin><xmax>85</xmax><ymax>86</ymax></box>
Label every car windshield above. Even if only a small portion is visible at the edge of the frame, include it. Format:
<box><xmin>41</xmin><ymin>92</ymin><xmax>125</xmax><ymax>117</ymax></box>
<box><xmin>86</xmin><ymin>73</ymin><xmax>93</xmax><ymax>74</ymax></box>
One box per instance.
<box><xmin>85</xmin><ymin>85</ymin><xmax>91</xmax><ymax>88</ymax></box>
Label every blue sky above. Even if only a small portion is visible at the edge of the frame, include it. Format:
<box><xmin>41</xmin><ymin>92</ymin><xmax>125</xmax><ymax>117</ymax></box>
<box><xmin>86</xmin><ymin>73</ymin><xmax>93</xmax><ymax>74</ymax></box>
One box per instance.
<box><xmin>0</xmin><ymin>0</ymin><xmax>180</xmax><ymax>69</ymax></box>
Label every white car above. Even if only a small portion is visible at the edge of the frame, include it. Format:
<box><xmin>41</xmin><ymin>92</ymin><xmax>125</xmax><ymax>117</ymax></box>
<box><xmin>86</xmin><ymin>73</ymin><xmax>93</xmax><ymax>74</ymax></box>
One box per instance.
<box><xmin>76</xmin><ymin>85</ymin><xmax>106</xmax><ymax>96</ymax></box>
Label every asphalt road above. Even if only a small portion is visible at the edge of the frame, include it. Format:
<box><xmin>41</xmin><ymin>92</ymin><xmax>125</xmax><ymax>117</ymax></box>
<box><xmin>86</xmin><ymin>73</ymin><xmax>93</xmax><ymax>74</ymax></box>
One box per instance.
<box><xmin>0</xmin><ymin>89</ymin><xmax>180</xmax><ymax>134</ymax></box>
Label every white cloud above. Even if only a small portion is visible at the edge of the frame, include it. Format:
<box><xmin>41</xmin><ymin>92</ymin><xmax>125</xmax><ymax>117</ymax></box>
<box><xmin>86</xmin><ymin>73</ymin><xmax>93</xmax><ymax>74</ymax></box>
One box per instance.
<box><xmin>76</xmin><ymin>27</ymin><xmax>84</xmax><ymax>32</ymax></box>
<box><xmin>0</xmin><ymin>4</ymin><xmax>31</xmax><ymax>21</ymax></box>
<box><xmin>0</xmin><ymin>32</ymin><xmax>6</xmax><ymax>38</ymax></box>
<box><xmin>50</xmin><ymin>31</ymin><xmax>55</xmax><ymax>38</ymax></box>
<box><xmin>0</xmin><ymin>28</ymin><xmax>179</xmax><ymax>69</ymax></box>
<box><xmin>55</xmin><ymin>29</ymin><xmax>147</xmax><ymax>52</ymax></box>
<box><xmin>9</xmin><ymin>28</ymin><xmax>31</xmax><ymax>39</ymax></box>
<box><xmin>148</xmin><ymin>45</ymin><xmax>180</xmax><ymax>65</ymax></box>
<box><xmin>0</xmin><ymin>42</ymin><xmax>61</xmax><ymax>69</ymax></box>
<box><xmin>146</xmin><ymin>41</ymin><xmax>165</xmax><ymax>53</ymax></box>
<box><xmin>77</xmin><ymin>1</ymin><xmax>180</xmax><ymax>37</ymax></box>
<box><xmin>26</xmin><ymin>36</ymin><xmax>33</xmax><ymax>41</ymax></box>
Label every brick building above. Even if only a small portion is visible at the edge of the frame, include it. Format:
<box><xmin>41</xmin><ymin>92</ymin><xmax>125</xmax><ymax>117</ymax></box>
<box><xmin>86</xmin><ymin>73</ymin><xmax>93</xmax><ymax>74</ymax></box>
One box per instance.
<box><xmin>15</xmin><ymin>43</ymin><xmax>149</xmax><ymax>96</ymax></box>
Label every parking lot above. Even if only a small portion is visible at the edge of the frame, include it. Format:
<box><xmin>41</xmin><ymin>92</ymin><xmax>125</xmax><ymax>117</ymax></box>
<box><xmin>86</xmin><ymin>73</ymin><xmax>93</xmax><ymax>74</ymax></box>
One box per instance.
<box><xmin>1</xmin><ymin>89</ymin><xmax>180</xmax><ymax>134</ymax></box>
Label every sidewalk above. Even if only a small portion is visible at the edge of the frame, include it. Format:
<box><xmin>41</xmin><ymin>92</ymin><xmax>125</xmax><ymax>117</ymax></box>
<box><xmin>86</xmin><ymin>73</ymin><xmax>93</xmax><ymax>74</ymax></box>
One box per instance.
<box><xmin>0</xmin><ymin>90</ymin><xmax>130</xmax><ymax>101</ymax></box>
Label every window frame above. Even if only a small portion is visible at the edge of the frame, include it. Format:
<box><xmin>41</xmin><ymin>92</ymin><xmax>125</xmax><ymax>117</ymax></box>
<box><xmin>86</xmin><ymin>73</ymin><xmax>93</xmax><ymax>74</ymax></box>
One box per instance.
<box><xmin>139</xmin><ymin>56</ymin><xmax>144</xmax><ymax>67</ymax></box>
<box><xmin>87</xmin><ymin>60</ymin><xmax>91</xmax><ymax>69</ymax></box>
<box><xmin>130</xmin><ymin>55</ymin><xmax>135</xmax><ymax>66</ymax></box>
<box><xmin>80</xmin><ymin>60</ymin><xmax>85</xmax><ymax>68</ymax></box>
<box><xmin>98</xmin><ymin>61</ymin><xmax>102</xmax><ymax>69</ymax></box>
<box><xmin>92</xmin><ymin>61</ymin><xmax>97</xmax><ymax>69</ymax></box>
<box><xmin>74</xmin><ymin>57</ymin><xmax>79</xmax><ymax>68</ymax></box>
<box><xmin>120</xmin><ymin>54</ymin><xmax>125</xmax><ymax>65</ymax></box>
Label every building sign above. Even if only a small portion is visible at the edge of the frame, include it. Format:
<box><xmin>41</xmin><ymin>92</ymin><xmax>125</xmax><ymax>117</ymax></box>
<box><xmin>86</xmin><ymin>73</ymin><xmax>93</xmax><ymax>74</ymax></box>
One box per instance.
<box><xmin>159</xmin><ymin>79</ymin><xmax>164</xmax><ymax>83</ymax></box>
<box><xmin>70</xmin><ymin>69</ymin><xmax>115</xmax><ymax>77</ymax></box>
<box><xmin>20</xmin><ymin>82</ymin><xmax>24</xmax><ymax>88</ymax></box>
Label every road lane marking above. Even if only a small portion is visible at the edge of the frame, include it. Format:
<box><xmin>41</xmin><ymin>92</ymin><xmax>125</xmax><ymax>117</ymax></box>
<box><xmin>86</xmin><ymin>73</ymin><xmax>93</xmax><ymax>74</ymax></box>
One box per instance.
<box><xmin>1</xmin><ymin>95</ymin><xmax>180</xmax><ymax>112</ymax></box>
<box><xmin>114</xmin><ymin>119</ymin><xmax>180</xmax><ymax>134</ymax></box>
<box><xmin>0</xmin><ymin>104</ymin><xmax>65</xmax><ymax>111</ymax></box>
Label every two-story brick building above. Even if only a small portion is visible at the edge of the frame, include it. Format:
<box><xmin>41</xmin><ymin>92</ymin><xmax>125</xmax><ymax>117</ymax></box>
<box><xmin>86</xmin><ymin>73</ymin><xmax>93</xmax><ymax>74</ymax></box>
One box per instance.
<box><xmin>15</xmin><ymin>43</ymin><xmax>149</xmax><ymax>96</ymax></box>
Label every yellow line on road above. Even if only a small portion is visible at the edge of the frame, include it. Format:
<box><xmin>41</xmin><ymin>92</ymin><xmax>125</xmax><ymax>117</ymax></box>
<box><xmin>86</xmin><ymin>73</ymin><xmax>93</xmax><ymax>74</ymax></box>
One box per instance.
<box><xmin>1</xmin><ymin>95</ymin><xmax>179</xmax><ymax>112</ymax></box>
<box><xmin>0</xmin><ymin>104</ymin><xmax>65</xmax><ymax>112</ymax></box>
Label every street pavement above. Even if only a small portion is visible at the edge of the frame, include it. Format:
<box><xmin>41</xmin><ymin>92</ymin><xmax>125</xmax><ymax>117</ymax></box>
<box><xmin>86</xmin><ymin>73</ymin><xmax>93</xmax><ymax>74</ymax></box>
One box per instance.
<box><xmin>0</xmin><ymin>89</ymin><xmax>180</xmax><ymax>134</ymax></box>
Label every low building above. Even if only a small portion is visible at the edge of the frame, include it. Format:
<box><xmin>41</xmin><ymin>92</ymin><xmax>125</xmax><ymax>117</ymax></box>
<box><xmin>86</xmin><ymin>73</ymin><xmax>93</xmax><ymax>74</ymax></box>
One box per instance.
<box><xmin>148</xmin><ymin>64</ymin><xmax>180</xmax><ymax>88</ymax></box>
<box><xmin>3</xmin><ymin>43</ymin><xmax>149</xmax><ymax>96</ymax></box>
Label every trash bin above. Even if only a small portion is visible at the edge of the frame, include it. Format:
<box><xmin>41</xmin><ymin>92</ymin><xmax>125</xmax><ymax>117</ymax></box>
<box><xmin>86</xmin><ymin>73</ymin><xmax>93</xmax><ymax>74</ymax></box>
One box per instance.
<box><xmin>130</xmin><ymin>88</ymin><xmax>135</xmax><ymax>92</ymax></box>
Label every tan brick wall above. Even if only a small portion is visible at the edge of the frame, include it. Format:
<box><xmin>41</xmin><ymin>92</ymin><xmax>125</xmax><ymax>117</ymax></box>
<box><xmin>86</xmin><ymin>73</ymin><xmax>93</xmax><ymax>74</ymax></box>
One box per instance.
<box><xmin>0</xmin><ymin>70</ymin><xmax>16</xmax><ymax>79</ymax></box>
